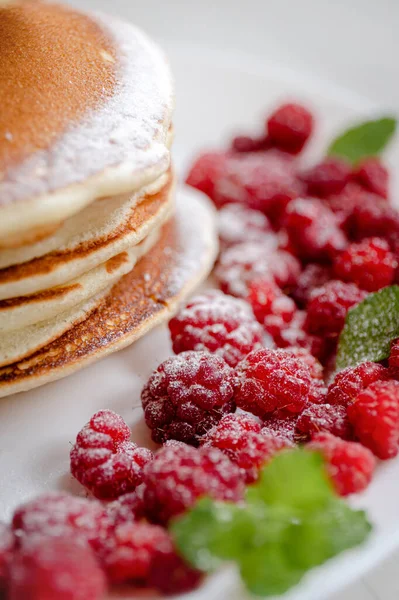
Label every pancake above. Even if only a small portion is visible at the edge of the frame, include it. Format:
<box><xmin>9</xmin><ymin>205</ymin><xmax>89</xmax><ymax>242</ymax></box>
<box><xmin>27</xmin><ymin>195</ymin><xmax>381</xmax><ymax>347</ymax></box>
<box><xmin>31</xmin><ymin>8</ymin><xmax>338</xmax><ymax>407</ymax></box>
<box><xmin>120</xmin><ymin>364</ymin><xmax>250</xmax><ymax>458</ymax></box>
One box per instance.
<box><xmin>0</xmin><ymin>175</ymin><xmax>175</xmax><ymax>300</ymax></box>
<box><xmin>0</xmin><ymin>286</ymin><xmax>112</xmax><ymax>368</ymax></box>
<box><xmin>0</xmin><ymin>224</ymin><xmax>161</xmax><ymax>332</ymax></box>
<box><xmin>0</xmin><ymin>188</ymin><xmax>218</xmax><ymax>398</ymax></box>
<box><xmin>0</xmin><ymin>1</ymin><xmax>174</xmax><ymax>247</ymax></box>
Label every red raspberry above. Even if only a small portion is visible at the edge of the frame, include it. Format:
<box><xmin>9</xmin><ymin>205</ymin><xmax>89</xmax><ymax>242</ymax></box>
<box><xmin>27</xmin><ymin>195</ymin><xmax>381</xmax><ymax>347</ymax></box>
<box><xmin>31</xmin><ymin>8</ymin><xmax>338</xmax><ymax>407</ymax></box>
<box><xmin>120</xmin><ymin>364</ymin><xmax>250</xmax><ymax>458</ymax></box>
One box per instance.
<box><xmin>141</xmin><ymin>351</ymin><xmax>236</xmax><ymax>445</ymax></box>
<box><xmin>97</xmin><ymin>521</ymin><xmax>179</xmax><ymax>584</ymax></box>
<box><xmin>284</xmin><ymin>198</ymin><xmax>347</xmax><ymax>262</ymax></box>
<box><xmin>234</xmin><ymin>348</ymin><xmax>319</xmax><ymax>417</ymax></box>
<box><xmin>231</xmin><ymin>135</ymin><xmax>271</xmax><ymax>153</ymax></box>
<box><xmin>8</xmin><ymin>536</ymin><xmax>106</xmax><ymax>600</ymax></box>
<box><xmin>292</xmin><ymin>263</ymin><xmax>332</xmax><ymax>307</ymax></box>
<box><xmin>185</xmin><ymin>151</ymin><xmax>229</xmax><ymax>200</ymax></box>
<box><xmin>390</xmin><ymin>339</ymin><xmax>399</xmax><ymax>376</ymax></box>
<box><xmin>70</xmin><ymin>410</ymin><xmax>152</xmax><ymax>499</ymax></box>
<box><xmin>168</xmin><ymin>291</ymin><xmax>263</xmax><ymax>367</ymax></box>
<box><xmin>333</xmin><ymin>237</ymin><xmax>397</xmax><ymax>292</ymax></box>
<box><xmin>215</xmin><ymin>241</ymin><xmax>301</xmax><ymax>298</ymax></box>
<box><xmin>247</xmin><ymin>278</ymin><xmax>296</xmax><ymax>324</ymax></box>
<box><xmin>105</xmin><ymin>487</ymin><xmax>146</xmax><ymax>526</ymax></box>
<box><xmin>140</xmin><ymin>443</ymin><xmax>245</xmax><ymax>524</ymax></box>
<box><xmin>296</xmin><ymin>404</ymin><xmax>352</xmax><ymax>442</ymax></box>
<box><xmin>348</xmin><ymin>380</ymin><xmax>399</xmax><ymax>459</ymax></box>
<box><xmin>283</xmin><ymin>346</ymin><xmax>324</xmax><ymax>380</ymax></box>
<box><xmin>326</xmin><ymin>182</ymin><xmax>365</xmax><ymax>223</ymax></box>
<box><xmin>327</xmin><ymin>362</ymin><xmax>389</xmax><ymax>407</ymax></box>
<box><xmin>305</xmin><ymin>280</ymin><xmax>366</xmax><ymax>336</ymax></box>
<box><xmin>147</xmin><ymin>543</ymin><xmax>203</xmax><ymax>595</ymax></box>
<box><xmin>0</xmin><ymin>522</ymin><xmax>14</xmax><ymax>583</ymax></box>
<box><xmin>12</xmin><ymin>492</ymin><xmax>110</xmax><ymax>551</ymax></box>
<box><xmin>217</xmin><ymin>203</ymin><xmax>272</xmax><ymax>248</ymax></box>
<box><xmin>261</xmin><ymin>412</ymin><xmax>299</xmax><ymax>443</ymax></box>
<box><xmin>352</xmin><ymin>157</ymin><xmax>389</xmax><ymax>199</ymax></box>
<box><xmin>349</xmin><ymin>193</ymin><xmax>398</xmax><ymax>240</ymax></box>
<box><xmin>299</xmin><ymin>157</ymin><xmax>351</xmax><ymax>197</ymax></box>
<box><xmin>267</xmin><ymin>103</ymin><xmax>314</xmax><ymax>154</ymax></box>
<box><xmin>202</xmin><ymin>413</ymin><xmax>293</xmax><ymax>483</ymax></box>
<box><xmin>306</xmin><ymin>432</ymin><xmax>376</xmax><ymax>496</ymax></box>
<box><xmin>212</xmin><ymin>151</ymin><xmax>304</xmax><ymax>224</ymax></box>
<box><xmin>271</xmin><ymin>309</ymin><xmax>331</xmax><ymax>362</ymax></box>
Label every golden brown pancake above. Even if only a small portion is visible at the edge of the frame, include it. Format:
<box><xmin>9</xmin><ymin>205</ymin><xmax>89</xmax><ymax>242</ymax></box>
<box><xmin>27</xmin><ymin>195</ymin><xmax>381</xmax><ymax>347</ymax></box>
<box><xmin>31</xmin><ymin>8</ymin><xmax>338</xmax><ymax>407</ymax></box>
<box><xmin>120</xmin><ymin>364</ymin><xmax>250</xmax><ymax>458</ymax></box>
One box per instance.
<box><xmin>0</xmin><ymin>1</ymin><xmax>174</xmax><ymax>247</ymax></box>
<box><xmin>0</xmin><ymin>174</ymin><xmax>174</xmax><ymax>300</ymax></box>
<box><xmin>0</xmin><ymin>190</ymin><xmax>218</xmax><ymax>398</ymax></box>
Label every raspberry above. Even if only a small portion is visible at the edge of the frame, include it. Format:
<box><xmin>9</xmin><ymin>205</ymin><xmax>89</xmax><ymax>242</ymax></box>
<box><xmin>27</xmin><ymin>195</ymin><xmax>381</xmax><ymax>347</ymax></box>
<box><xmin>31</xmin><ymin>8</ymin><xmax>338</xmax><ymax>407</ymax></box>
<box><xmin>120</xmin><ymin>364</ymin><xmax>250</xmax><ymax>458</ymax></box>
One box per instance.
<box><xmin>291</xmin><ymin>263</ymin><xmax>332</xmax><ymax>307</ymax></box>
<box><xmin>168</xmin><ymin>291</ymin><xmax>264</xmax><ymax>367</ymax></box>
<box><xmin>215</xmin><ymin>241</ymin><xmax>301</xmax><ymax>298</ymax></box>
<box><xmin>261</xmin><ymin>412</ymin><xmax>299</xmax><ymax>443</ymax></box>
<box><xmin>333</xmin><ymin>237</ymin><xmax>397</xmax><ymax>292</ymax></box>
<box><xmin>390</xmin><ymin>339</ymin><xmax>399</xmax><ymax>376</ymax></box>
<box><xmin>217</xmin><ymin>204</ymin><xmax>272</xmax><ymax>248</ymax></box>
<box><xmin>267</xmin><ymin>103</ymin><xmax>314</xmax><ymax>154</ymax></box>
<box><xmin>97</xmin><ymin>521</ymin><xmax>175</xmax><ymax>584</ymax></box>
<box><xmin>140</xmin><ymin>443</ymin><xmax>245</xmax><ymax>524</ymax></box>
<box><xmin>234</xmin><ymin>348</ymin><xmax>319</xmax><ymax>417</ymax></box>
<box><xmin>247</xmin><ymin>278</ymin><xmax>296</xmax><ymax>324</ymax></box>
<box><xmin>296</xmin><ymin>404</ymin><xmax>352</xmax><ymax>442</ymax></box>
<box><xmin>141</xmin><ymin>351</ymin><xmax>236</xmax><ymax>445</ymax></box>
<box><xmin>202</xmin><ymin>413</ymin><xmax>293</xmax><ymax>483</ymax></box>
<box><xmin>212</xmin><ymin>151</ymin><xmax>304</xmax><ymax>224</ymax></box>
<box><xmin>307</xmin><ymin>432</ymin><xmax>376</xmax><ymax>496</ymax></box>
<box><xmin>12</xmin><ymin>492</ymin><xmax>110</xmax><ymax>551</ymax></box>
<box><xmin>349</xmin><ymin>193</ymin><xmax>399</xmax><ymax>241</ymax></box>
<box><xmin>299</xmin><ymin>157</ymin><xmax>351</xmax><ymax>197</ymax></box>
<box><xmin>8</xmin><ymin>536</ymin><xmax>106</xmax><ymax>600</ymax></box>
<box><xmin>70</xmin><ymin>409</ymin><xmax>153</xmax><ymax>499</ymax></box>
<box><xmin>348</xmin><ymin>380</ymin><xmax>399</xmax><ymax>459</ymax></box>
<box><xmin>283</xmin><ymin>347</ymin><xmax>324</xmax><ymax>380</ymax></box>
<box><xmin>0</xmin><ymin>522</ymin><xmax>14</xmax><ymax>583</ymax></box>
<box><xmin>271</xmin><ymin>309</ymin><xmax>331</xmax><ymax>362</ymax></box>
<box><xmin>231</xmin><ymin>135</ymin><xmax>271</xmax><ymax>153</ymax></box>
<box><xmin>305</xmin><ymin>280</ymin><xmax>366</xmax><ymax>336</ymax></box>
<box><xmin>147</xmin><ymin>543</ymin><xmax>203</xmax><ymax>595</ymax></box>
<box><xmin>284</xmin><ymin>198</ymin><xmax>347</xmax><ymax>262</ymax></box>
<box><xmin>105</xmin><ymin>488</ymin><xmax>146</xmax><ymax>526</ymax></box>
<box><xmin>185</xmin><ymin>151</ymin><xmax>229</xmax><ymax>201</ymax></box>
<box><xmin>327</xmin><ymin>362</ymin><xmax>389</xmax><ymax>407</ymax></box>
<box><xmin>352</xmin><ymin>157</ymin><xmax>389</xmax><ymax>199</ymax></box>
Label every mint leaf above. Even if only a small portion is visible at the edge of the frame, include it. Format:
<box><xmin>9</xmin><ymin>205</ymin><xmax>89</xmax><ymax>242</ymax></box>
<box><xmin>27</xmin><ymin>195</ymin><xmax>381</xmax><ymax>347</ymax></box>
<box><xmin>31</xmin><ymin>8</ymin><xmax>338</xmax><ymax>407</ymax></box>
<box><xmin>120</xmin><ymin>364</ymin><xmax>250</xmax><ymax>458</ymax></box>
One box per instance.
<box><xmin>239</xmin><ymin>545</ymin><xmax>305</xmax><ymax>597</ymax></box>
<box><xmin>336</xmin><ymin>285</ymin><xmax>399</xmax><ymax>370</ymax></box>
<box><xmin>327</xmin><ymin>117</ymin><xmax>396</xmax><ymax>163</ymax></box>
<box><xmin>170</xmin><ymin>450</ymin><xmax>372</xmax><ymax>597</ymax></box>
<box><xmin>285</xmin><ymin>499</ymin><xmax>372</xmax><ymax>569</ymax></box>
<box><xmin>247</xmin><ymin>448</ymin><xmax>332</xmax><ymax>512</ymax></box>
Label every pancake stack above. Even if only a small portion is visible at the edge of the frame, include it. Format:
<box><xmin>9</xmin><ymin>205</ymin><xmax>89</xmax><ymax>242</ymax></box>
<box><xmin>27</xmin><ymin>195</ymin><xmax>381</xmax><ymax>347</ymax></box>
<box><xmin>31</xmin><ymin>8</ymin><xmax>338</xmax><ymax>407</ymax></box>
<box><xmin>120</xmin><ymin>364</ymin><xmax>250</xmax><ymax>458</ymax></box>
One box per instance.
<box><xmin>0</xmin><ymin>1</ymin><xmax>217</xmax><ymax>397</ymax></box>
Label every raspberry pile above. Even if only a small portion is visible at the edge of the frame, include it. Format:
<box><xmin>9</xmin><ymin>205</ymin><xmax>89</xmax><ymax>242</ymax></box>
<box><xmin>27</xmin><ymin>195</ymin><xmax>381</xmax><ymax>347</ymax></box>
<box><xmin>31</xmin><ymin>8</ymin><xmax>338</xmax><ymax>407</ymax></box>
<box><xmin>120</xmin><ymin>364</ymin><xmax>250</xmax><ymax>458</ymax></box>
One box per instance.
<box><xmin>7</xmin><ymin>102</ymin><xmax>399</xmax><ymax>599</ymax></box>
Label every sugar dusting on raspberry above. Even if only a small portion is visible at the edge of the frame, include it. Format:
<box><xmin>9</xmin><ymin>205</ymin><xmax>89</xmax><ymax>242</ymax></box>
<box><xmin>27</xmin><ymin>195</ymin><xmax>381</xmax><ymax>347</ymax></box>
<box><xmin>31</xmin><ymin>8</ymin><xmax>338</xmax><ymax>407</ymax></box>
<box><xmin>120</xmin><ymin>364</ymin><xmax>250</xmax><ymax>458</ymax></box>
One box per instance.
<box><xmin>70</xmin><ymin>410</ymin><xmax>153</xmax><ymax>499</ymax></box>
<box><xmin>307</xmin><ymin>432</ymin><xmax>376</xmax><ymax>496</ymax></box>
<box><xmin>142</xmin><ymin>350</ymin><xmax>236</xmax><ymax>445</ymax></box>
<box><xmin>296</xmin><ymin>404</ymin><xmax>352</xmax><ymax>442</ymax></box>
<box><xmin>217</xmin><ymin>204</ymin><xmax>272</xmax><ymax>248</ymax></box>
<box><xmin>169</xmin><ymin>291</ymin><xmax>264</xmax><ymax>367</ymax></box>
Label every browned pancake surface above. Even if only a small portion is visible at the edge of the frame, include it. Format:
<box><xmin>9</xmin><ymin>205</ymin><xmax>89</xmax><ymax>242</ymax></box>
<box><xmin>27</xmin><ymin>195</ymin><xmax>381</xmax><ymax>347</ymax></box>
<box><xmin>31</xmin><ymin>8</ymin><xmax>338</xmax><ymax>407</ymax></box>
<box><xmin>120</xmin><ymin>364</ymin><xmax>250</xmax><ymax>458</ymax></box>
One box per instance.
<box><xmin>0</xmin><ymin>1</ymin><xmax>115</xmax><ymax>175</ymax></box>
<box><xmin>0</xmin><ymin>193</ymin><xmax>217</xmax><ymax>394</ymax></box>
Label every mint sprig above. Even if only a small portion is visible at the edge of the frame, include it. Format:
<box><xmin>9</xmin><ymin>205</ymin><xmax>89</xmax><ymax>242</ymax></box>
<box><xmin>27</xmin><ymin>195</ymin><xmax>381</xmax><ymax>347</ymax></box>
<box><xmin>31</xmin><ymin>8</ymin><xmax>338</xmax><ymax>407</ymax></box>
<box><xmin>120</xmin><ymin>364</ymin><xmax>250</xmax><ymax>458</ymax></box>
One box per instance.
<box><xmin>336</xmin><ymin>285</ymin><xmax>399</xmax><ymax>370</ymax></box>
<box><xmin>171</xmin><ymin>449</ymin><xmax>371</xmax><ymax>597</ymax></box>
<box><xmin>327</xmin><ymin>117</ymin><xmax>396</xmax><ymax>163</ymax></box>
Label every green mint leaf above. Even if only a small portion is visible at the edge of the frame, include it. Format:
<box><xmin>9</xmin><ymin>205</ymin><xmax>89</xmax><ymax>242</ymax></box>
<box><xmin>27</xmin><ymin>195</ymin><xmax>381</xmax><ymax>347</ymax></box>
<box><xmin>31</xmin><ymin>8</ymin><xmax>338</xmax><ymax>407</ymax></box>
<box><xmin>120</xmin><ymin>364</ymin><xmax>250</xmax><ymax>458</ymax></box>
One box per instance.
<box><xmin>336</xmin><ymin>285</ymin><xmax>399</xmax><ymax>370</ymax></box>
<box><xmin>285</xmin><ymin>499</ymin><xmax>372</xmax><ymax>570</ymax></box>
<box><xmin>239</xmin><ymin>545</ymin><xmax>305</xmax><ymax>597</ymax></box>
<box><xmin>327</xmin><ymin>117</ymin><xmax>396</xmax><ymax>163</ymax></box>
<box><xmin>247</xmin><ymin>448</ymin><xmax>332</xmax><ymax>512</ymax></box>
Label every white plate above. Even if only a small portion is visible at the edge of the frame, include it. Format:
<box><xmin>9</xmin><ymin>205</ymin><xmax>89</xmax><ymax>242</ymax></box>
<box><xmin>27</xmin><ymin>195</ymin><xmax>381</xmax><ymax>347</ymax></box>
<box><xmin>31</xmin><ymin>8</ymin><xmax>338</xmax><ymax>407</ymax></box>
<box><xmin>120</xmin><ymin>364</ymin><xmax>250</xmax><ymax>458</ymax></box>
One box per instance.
<box><xmin>1</xmin><ymin>43</ymin><xmax>399</xmax><ymax>600</ymax></box>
